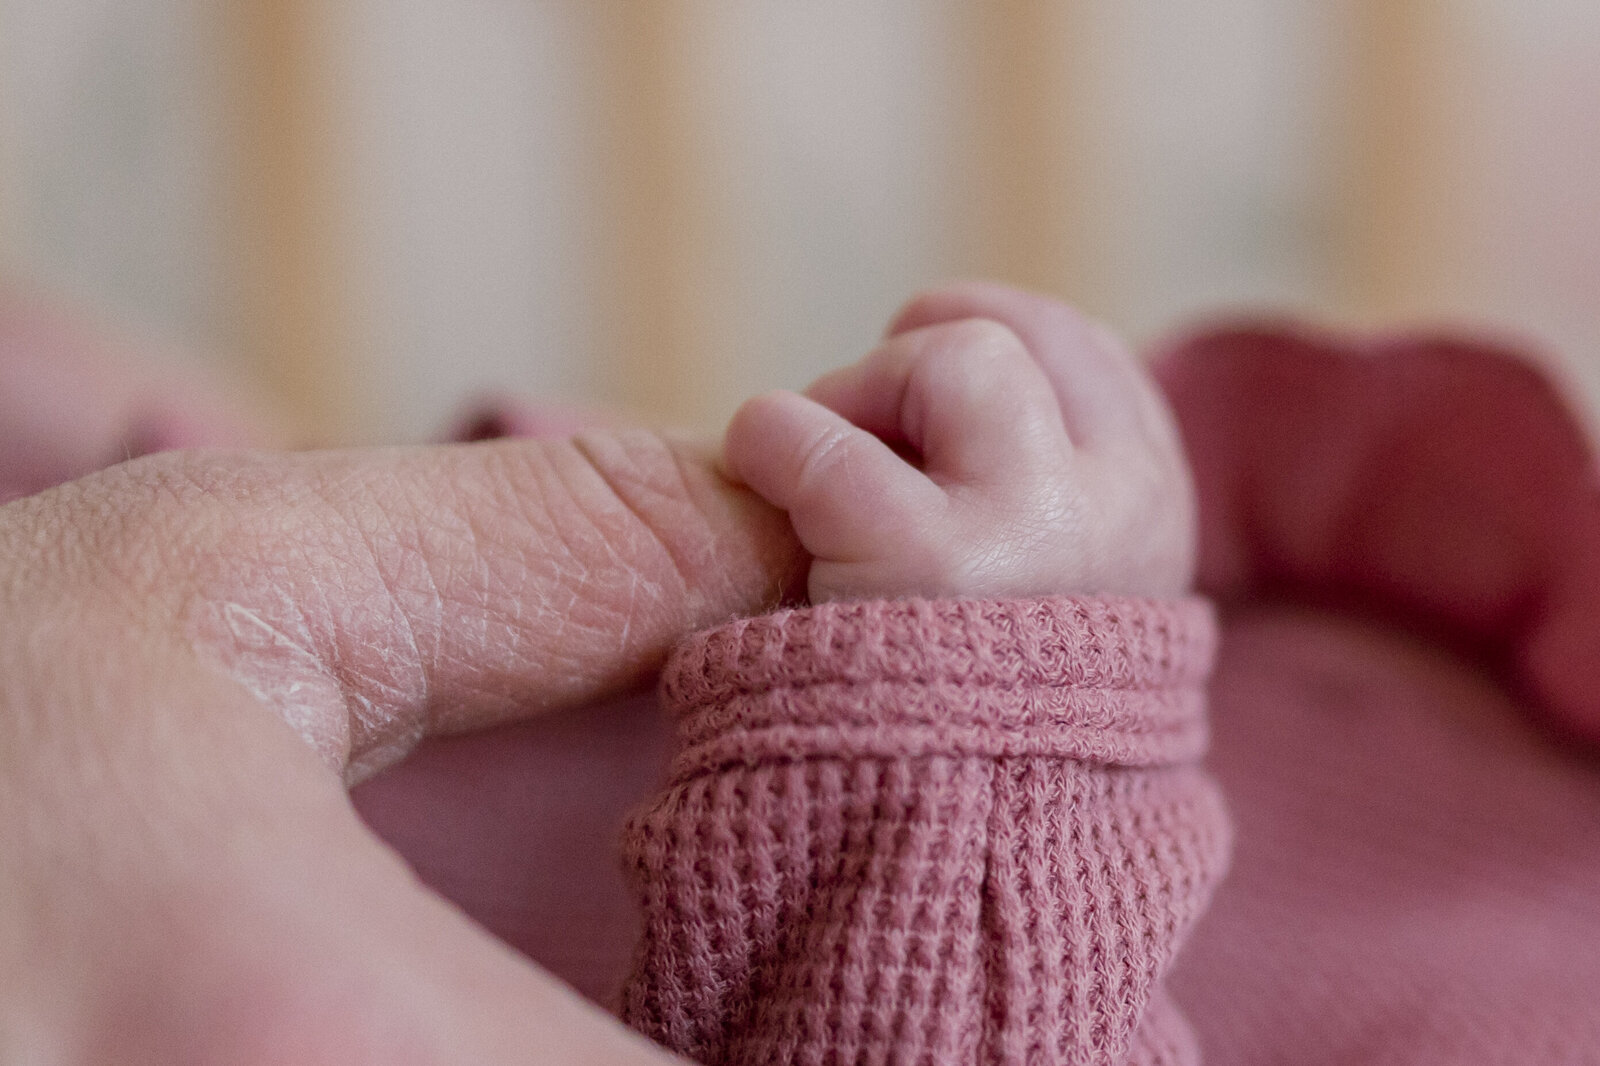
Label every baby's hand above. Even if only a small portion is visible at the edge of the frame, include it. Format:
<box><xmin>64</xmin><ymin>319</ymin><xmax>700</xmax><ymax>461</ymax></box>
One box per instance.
<box><xmin>722</xmin><ymin>282</ymin><xmax>1195</xmax><ymax>603</ymax></box>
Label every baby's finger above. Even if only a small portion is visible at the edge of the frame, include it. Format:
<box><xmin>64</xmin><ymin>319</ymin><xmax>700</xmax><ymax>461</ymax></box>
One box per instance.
<box><xmin>886</xmin><ymin>282</ymin><xmax>1164</xmax><ymax>456</ymax></box>
<box><xmin>724</xmin><ymin>389</ymin><xmax>942</xmax><ymax>563</ymax></box>
<box><xmin>807</xmin><ymin>318</ymin><xmax>1068</xmax><ymax>487</ymax></box>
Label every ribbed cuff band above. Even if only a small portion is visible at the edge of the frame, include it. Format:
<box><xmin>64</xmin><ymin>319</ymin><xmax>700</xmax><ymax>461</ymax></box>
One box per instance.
<box><xmin>662</xmin><ymin>596</ymin><xmax>1216</xmax><ymax>779</ymax></box>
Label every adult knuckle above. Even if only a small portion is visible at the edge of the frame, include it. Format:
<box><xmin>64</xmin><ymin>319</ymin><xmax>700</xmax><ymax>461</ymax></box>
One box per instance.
<box><xmin>562</xmin><ymin>429</ymin><xmax>726</xmax><ymax>595</ymax></box>
<box><xmin>919</xmin><ymin>318</ymin><xmax>1032</xmax><ymax>400</ymax></box>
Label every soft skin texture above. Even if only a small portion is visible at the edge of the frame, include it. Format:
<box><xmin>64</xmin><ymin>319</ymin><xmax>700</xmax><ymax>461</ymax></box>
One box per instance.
<box><xmin>0</xmin><ymin>297</ymin><xmax>804</xmax><ymax>1063</ymax></box>
<box><xmin>724</xmin><ymin>283</ymin><xmax>1195</xmax><ymax>603</ymax></box>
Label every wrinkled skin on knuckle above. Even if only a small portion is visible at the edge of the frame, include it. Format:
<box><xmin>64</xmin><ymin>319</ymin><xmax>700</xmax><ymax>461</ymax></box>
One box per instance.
<box><xmin>168</xmin><ymin>445</ymin><xmax>576</xmax><ymax>774</ymax></box>
<box><xmin>560</xmin><ymin>428</ymin><xmax>802</xmax><ymax>630</ymax></box>
<box><xmin>146</xmin><ymin>452</ymin><xmax>384</xmax><ymax>773</ymax></box>
<box><xmin>408</xmin><ymin>436</ymin><xmax>688</xmax><ymax>714</ymax></box>
<box><xmin>188</xmin><ymin>434</ymin><xmax>797</xmax><ymax>766</ymax></box>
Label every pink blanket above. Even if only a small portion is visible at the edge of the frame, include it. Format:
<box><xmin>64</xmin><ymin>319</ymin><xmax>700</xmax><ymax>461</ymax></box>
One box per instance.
<box><xmin>1161</xmin><ymin>325</ymin><xmax>1600</xmax><ymax>1062</ymax></box>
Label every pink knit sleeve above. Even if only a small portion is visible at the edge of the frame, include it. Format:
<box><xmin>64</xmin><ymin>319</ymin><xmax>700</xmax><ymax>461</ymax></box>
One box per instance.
<box><xmin>620</xmin><ymin>595</ymin><xmax>1230</xmax><ymax>1066</ymax></box>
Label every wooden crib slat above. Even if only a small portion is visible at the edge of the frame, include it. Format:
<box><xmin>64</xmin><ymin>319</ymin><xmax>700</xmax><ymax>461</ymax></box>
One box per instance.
<box><xmin>590</xmin><ymin>1</ymin><xmax>733</xmax><ymax>429</ymax></box>
<box><xmin>1337</xmin><ymin>0</ymin><xmax>1464</xmax><ymax>322</ymax></box>
<box><xmin>956</xmin><ymin>0</ymin><xmax>1105</xmax><ymax>316</ymax></box>
<box><xmin>224</xmin><ymin>0</ymin><xmax>358</xmax><ymax>439</ymax></box>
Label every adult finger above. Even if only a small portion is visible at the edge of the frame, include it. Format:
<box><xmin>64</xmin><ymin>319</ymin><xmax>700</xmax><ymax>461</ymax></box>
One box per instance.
<box><xmin>9</xmin><ymin>427</ymin><xmax>803</xmax><ymax>783</ymax></box>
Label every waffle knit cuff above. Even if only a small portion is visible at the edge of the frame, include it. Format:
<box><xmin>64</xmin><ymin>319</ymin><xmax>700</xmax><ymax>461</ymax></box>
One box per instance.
<box><xmin>664</xmin><ymin>595</ymin><xmax>1215</xmax><ymax>775</ymax></box>
<box><xmin>623</xmin><ymin>595</ymin><xmax>1229</xmax><ymax>1066</ymax></box>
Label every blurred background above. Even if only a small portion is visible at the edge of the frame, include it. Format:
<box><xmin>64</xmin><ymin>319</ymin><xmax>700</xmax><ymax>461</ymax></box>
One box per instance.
<box><xmin>3</xmin><ymin>0</ymin><xmax>1600</xmax><ymax>440</ymax></box>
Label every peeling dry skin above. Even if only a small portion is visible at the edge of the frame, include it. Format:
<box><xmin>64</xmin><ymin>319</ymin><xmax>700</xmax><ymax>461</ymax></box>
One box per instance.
<box><xmin>160</xmin><ymin>430</ymin><xmax>802</xmax><ymax>782</ymax></box>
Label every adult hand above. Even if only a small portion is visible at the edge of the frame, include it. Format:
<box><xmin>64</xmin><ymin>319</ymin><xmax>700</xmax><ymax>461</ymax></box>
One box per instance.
<box><xmin>0</xmin><ymin>334</ymin><xmax>802</xmax><ymax>1062</ymax></box>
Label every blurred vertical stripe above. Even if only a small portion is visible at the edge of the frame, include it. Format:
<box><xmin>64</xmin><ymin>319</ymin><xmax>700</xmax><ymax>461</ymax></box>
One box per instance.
<box><xmin>224</xmin><ymin>0</ymin><xmax>359</xmax><ymax>438</ymax></box>
<box><xmin>1337</xmin><ymin>0</ymin><xmax>1464</xmax><ymax>323</ymax></box>
<box><xmin>5</xmin><ymin>2</ymin><xmax>1598</xmax><ymax>433</ymax></box>
<box><xmin>957</xmin><ymin>0</ymin><xmax>1106</xmax><ymax>317</ymax></box>
<box><xmin>591</xmin><ymin>1</ymin><xmax>734</xmax><ymax>430</ymax></box>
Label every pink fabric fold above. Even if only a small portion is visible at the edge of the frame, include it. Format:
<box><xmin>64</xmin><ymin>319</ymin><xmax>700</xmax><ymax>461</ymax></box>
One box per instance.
<box><xmin>1156</xmin><ymin>323</ymin><xmax>1600</xmax><ymax>1063</ymax></box>
<box><xmin>1155</xmin><ymin>323</ymin><xmax>1600</xmax><ymax>743</ymax></box>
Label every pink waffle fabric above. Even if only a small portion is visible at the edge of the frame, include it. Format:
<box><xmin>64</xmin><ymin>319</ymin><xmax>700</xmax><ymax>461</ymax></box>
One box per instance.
<box><xmin>625</xmin><ymin>596</ymin><xmax>1226</xmax><ymax>1065</ymax></box>
<box><xmin>604</xmin><ymin>325</ymin><xmax>1600</xmax><ymax>1064</ymax></box>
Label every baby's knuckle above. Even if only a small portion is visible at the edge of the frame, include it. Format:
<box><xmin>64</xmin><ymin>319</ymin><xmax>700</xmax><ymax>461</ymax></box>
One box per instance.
<box><xmin>934</xmin><ymin>319</ymin><xmax>1029</xmax><ymax>383</ymax></box>
<box><xmin>946</xmin><ymin>315</ymin><xmax>1024</xmax><ymax>357</ymax></box>
<box><xmin>793</xmin><ymin>423</ymin><xmax>854</xmax><ymax>500</ymax></box>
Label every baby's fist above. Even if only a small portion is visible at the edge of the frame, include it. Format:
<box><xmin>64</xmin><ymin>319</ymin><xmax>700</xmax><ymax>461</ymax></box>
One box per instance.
<box><xmin>723</xmin><ymin>283</ymin><xmax>1195</xmax><ymax>604</ymax></box>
